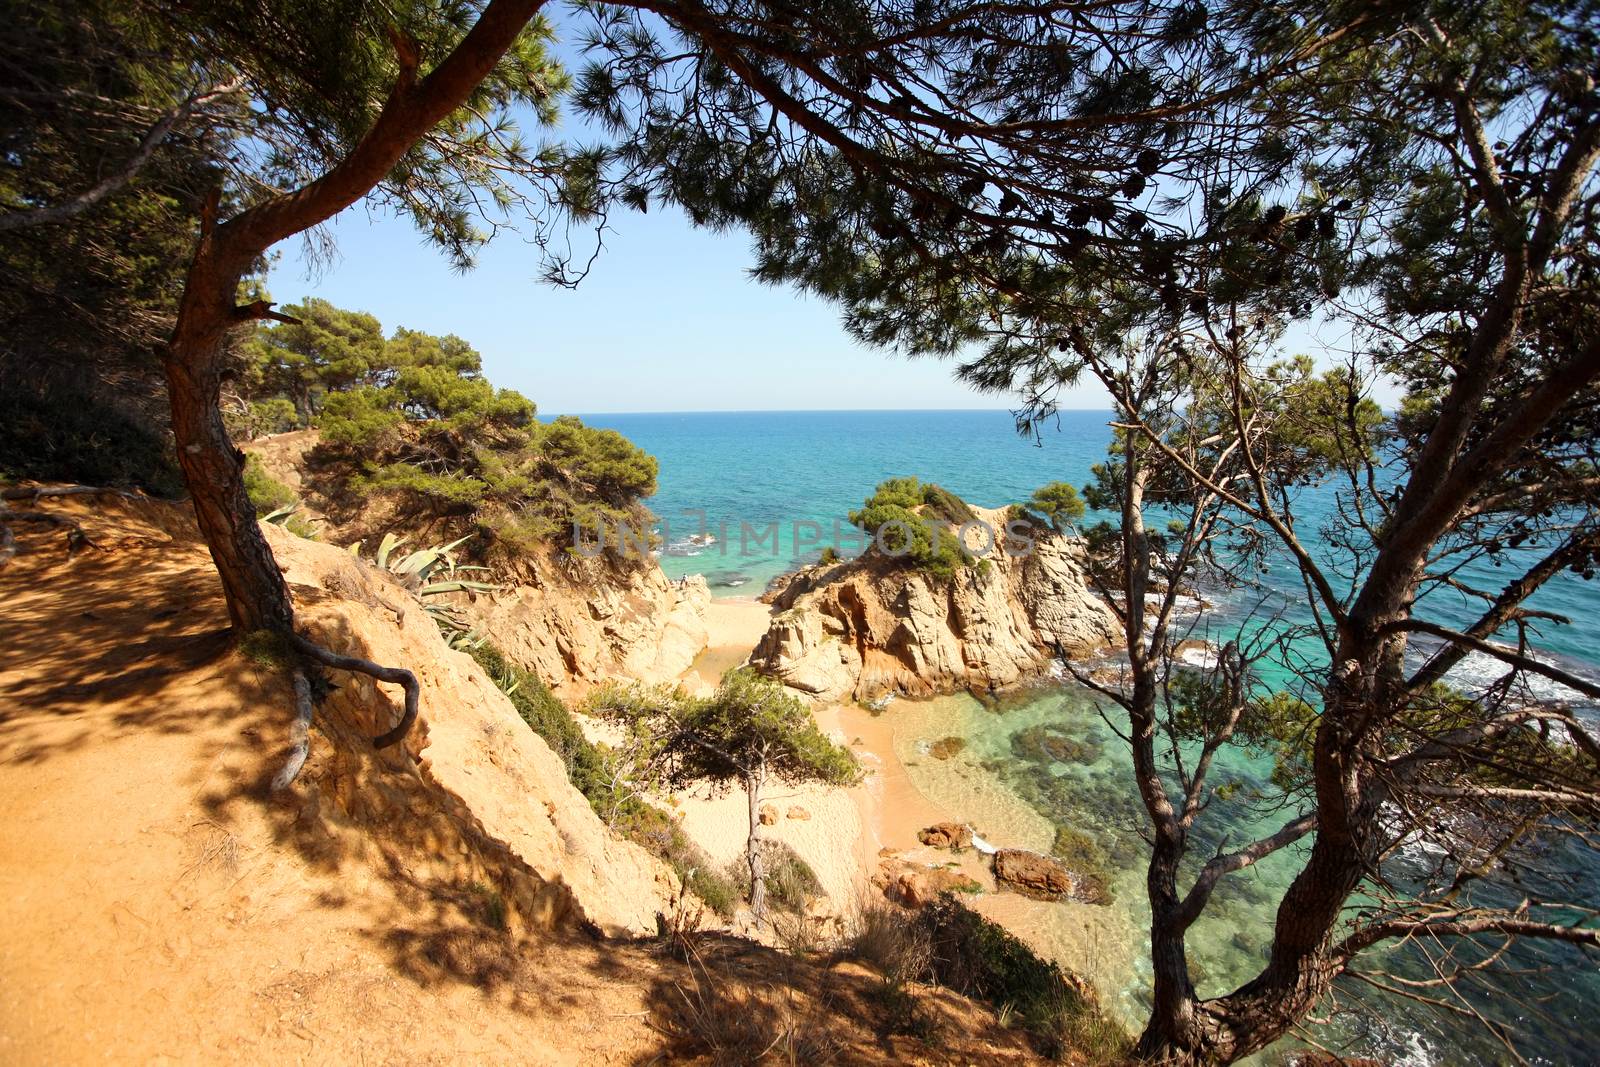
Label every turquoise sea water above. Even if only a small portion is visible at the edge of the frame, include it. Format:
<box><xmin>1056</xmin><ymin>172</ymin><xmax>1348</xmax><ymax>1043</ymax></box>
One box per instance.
<box><xmin>576</xmin><ymin>409</ymin><xmax>1599</xmax><ymax>1064</ymax></box>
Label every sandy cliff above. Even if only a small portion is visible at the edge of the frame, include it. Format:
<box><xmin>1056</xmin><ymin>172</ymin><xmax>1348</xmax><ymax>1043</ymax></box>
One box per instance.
<box><xmin>749</xmin><ymin>508</ymin><xmax>1118</xmax><ymax>701</ymax></box>
<box><xmin>245</xmin><ymin>429</ymin><xmax>709</xmax><ymax>697</ymax></box>
<box><xmin>0</xmin><ymin>488</ymin><xmax>1052</xmax><ymax>1065</ymax></box>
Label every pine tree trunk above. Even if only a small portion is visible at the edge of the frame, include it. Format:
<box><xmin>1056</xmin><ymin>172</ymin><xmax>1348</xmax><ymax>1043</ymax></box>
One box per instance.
<box><xmin>745</xmin><ymin>767</ymin><xmax>768</xmax><ymax>919</ymax></box>
<box><xmin>1138</xmin><ymin>840</ymin><xmax>1203</xmax><ymax>1061</ymax></box>
<box><xmin>1133</xmin><ymin>628</ymin><xmax>1396</xmax><ymax>1065</ymax></box>
<box><xmin>156</xmin><ymin>0</ymin><xmax>549</xmax><ymax>635</ymax></box>
<box><xmin>165</xmin><ymin>221</ymin><xmax>294</xmax><ymax>636</ymax></box>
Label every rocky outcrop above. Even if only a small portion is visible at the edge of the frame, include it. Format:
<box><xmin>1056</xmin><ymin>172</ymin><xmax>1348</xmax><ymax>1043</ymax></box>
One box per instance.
<box><xmin>992</xmin><ymin>849</ymin><xmax>1075</xmax><ymax>900</ymax></box>
<box><xmin>991</xmin><ymin>848</ymin><xmax>1108</xmax><ymax>905</ymax></box>
<box><xmin>468</xmin><ymin>550</ymin><xmax>709</xmax><ymax>698</ymax></box>
<box><xmin>748</xmin><ymin>507</ymin><xmax>1117</xmax><ymax>702</ymax></box>
<box><xmin>874</xmin><ymin>855</ymin><xmax>983</xmax><ymax>908</ymax></box>
<box><xmin>245</xmin><ymin>430</ymin><xmax>709</xmax><ymax>697</ymax></box>
<box><xmin>260</xmin><ymin>521</ymin><xmax>681</xmax><ymax>936</ymax></box>
<box><xmin>918</xmin><ymin>823</ymin><xmax>974</xmax><ymax>850</ymax></box>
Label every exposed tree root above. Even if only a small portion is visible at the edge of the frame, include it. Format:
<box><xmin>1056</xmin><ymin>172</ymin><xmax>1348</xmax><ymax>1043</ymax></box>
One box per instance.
<box><xmin>1</xmin><ymin>485</ymin><xmax>142</xmax><ymax>503</ymax></box>
<box><xmin>269</xmin><ymin>668</ymin><xmax>314</xmax><ymax>791</ymax></box>
<box><xmin>288</xmin><ymin>633</ymin><xmax>419</xmax><ymax>749</ymax></box>
<box><xmin>0</xmin><ymin>507</ymin><xmax>100</xmax><ymax>568</ymax></box>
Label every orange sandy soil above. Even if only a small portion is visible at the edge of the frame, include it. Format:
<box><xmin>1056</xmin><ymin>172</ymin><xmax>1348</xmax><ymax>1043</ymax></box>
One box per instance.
<box><xmin>0</xmin><ymin>491</ymin><xmax>1045</xmax><ymax>1065</ymax></box>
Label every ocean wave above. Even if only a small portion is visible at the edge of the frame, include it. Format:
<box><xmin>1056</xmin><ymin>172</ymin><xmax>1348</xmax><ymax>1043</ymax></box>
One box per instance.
<box><xmin>1422</xmin><ymin>644</ymin><xmax>1600</xmax><ymax>715</ymax></box>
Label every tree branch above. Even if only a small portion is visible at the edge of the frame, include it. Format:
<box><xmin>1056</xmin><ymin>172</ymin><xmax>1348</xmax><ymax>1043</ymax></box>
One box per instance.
<box><xmin>1383</xmin><ymin>618</ymin><xmax>1600</xmax><ymax>701</ymax></box>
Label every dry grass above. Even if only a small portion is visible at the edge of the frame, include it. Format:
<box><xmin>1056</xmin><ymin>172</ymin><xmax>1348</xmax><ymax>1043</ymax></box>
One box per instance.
<box><xmin>846</xmin><ymin>899</ymin><xmax>932</xmax><ymax>985</ymax></box>
<box><xmin>657</xmin><ymin>941</ymin><xmax>846</xmax><ymax>1065</ymax></box>
<box><xmin>180</xmin><ymin>819</ymin><xmax>241</xmax><ymax>881</ymax></box>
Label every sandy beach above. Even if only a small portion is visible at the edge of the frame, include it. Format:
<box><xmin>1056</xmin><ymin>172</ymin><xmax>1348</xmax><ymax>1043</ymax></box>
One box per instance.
<box><xmin>668</xmin><ymin>599</ymin><xmax>1138</xmax><ymax>1013</ymax></box>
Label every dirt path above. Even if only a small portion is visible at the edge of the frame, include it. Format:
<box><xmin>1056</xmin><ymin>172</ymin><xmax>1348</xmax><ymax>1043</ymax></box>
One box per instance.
<box><xmin>0</xmin><ymin>496</ymin><xmax>1045</xmax><ymax>1065</ymax></box>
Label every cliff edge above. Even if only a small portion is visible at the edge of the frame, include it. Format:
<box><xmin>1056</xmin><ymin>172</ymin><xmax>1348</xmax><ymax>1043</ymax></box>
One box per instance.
<box><xmin>244</xmin><ymin>428</ymin><xmax>709</xmax><ymax>697</ymax></box>
<box><xmin>749</xmin><ymin>506</ymin><xmax>1118</xmax><ymax>701</ymax></box>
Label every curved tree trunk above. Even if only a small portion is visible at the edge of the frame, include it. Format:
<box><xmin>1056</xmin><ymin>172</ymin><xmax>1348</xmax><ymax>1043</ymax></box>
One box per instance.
<box><xmin>157</xmin><ymin>0</ymin><xmax>547</xmax><ymax>635</ymax></box>
<box><xmin>1134</xmin><ymin>630</ymin><xmax>1395</xmax><ymax>1065</ymax></box>
<box><xmin>745</xmin><ymin>767</ymin><xmax>768</xmax><ymax>919</ymax></box>
<box><xmin>165</xmin><ymin>206</ymin><xmax>295</xmax><ymax>635</ymax></box>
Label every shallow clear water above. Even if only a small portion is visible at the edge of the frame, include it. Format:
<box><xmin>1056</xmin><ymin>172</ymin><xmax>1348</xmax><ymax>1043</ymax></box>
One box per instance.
<box><xmin>571</xmin><ymin>409</ymin><xmax>1600</xmax><ymax>1064</ymax></box>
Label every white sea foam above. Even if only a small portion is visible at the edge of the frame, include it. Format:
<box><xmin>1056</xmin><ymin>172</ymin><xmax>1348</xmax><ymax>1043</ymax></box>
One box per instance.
<box><xmin>1429</xmin><ymin>645</ymin><xmax>1599</xmax><ymax>713</ymax></box>
<box><xmin>1178</xmin><ymin>643</ymin><xmax>1220</xmax><ymax>669</ymax></box>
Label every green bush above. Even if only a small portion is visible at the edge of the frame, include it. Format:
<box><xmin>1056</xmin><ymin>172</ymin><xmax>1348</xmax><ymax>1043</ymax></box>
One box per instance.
<box><xmin>227</xmin><ymin>396</ymin><xmax>300</xmax><ymax>440</ymax></box>
<box><xmin>242</xmin><ymin>453</ymin><xmax>298</xmax><ymax>513</ymax></box>
<box><xmin>468</xmin><ymin>643</ymin><xmax>608</xmax><ymax>801</ymax></box>
<box><xmin>916</xmin><ymin>896</ymin><xmax>1129</xmax><ymax>1062</ymax></box>
<box><xmin>616</xmin><ymin>802</ymin><xmax>740</xmax><ymax>918</ymax></box>
<box><xmin>0</xmin><ymin>384</ymin><xmax>184</xmax><ymax>495</ymax></box>
<box><xmin>1028</xmin><ymin>481</ymin><xmax>1086</xmax><ymax>531</ymax></box>
<box><xmin>317</xmin><ymin>385</ymin><xmax>406</xmax><ymax>448</ymax></box>
<box><xmin>357</xmin><ymin>461</ymin><xmax>489</xmax><ymax>510</ymax></box>
<box><xmin>469</xmin><ymin>642</ymin><xmax>744</xmax><ymax>918</ymax></box>
<box><xmin>725</xmin><ymin>839</ymin><xmax>824</xmax><ymax>914</ymax></box>
<box><xmin>849</xmin><ymin>477</ymin><xmax>981</xmax><ymax>580</ymax></box>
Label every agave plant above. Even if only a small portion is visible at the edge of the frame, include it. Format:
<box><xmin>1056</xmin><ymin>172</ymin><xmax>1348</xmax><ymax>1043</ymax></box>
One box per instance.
<box><xmin>261</xmin><ymin>502</ymin><xmax>319</xmax><ymax>540</ymax></box>
<box><xmin>350</xmin><ymin>531</ymin><xmax>504</xmax><ymax>643</ymax></box>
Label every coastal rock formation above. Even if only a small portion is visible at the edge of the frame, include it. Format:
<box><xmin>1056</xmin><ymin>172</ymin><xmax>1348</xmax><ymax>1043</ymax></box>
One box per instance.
<box><xmin>918</xmin><ymin>823</ymin><xmax>974</xmax><ymax>850</ymax></box>
<box><xmin>245</xmin><ymin>429</ymin><xmax>709</xmax><ymax>697</ymax></box>
<box><xmin>992</xmin><ymin>849</ymin><xmax>1075</xmax><ymax>900</ymax></box>
<box><xmin>749</xmin><ymin>508</ymin><xmax>1118</xmax><ymax>702</ymax></box>
<box><xmin>991</xmin><ymin>848</ymin><xmax>1109</xmax><ymax>905</ymax></box>
<box><xmin>875</xmin><ymin>855</ymin><xmax>984</xmax><ymax>908</ymax></box>
<box><xmin>470</xmin><ymin>555</ymin><xmax>709</xmax><ymax>698</ymax></box>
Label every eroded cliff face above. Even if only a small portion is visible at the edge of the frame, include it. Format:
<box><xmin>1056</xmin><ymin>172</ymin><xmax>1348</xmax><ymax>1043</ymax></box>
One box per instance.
<box><xmin>749</xmin><ymin>510</ymin><xmax>1118</xmax><ymax>702</ymax></box>
<box><xmin>244</xmin><ymin>429</ymin><xmax>708</xmax><ymax>697</ymax></box>
<box><xmin>471</xmin><ymin>549</ymin><xmax>710</xmax><ymax>699</ymax></box>
<box><xmin>263</xmin><ymin>521</ymin><xmax>681</xmax><ymax>935</ymax></box>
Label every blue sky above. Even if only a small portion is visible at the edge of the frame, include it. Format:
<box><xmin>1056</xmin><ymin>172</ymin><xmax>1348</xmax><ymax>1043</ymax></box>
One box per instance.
<box><xmin>266</xmin><ymin>194</ymin><xmax>1077</xmax><ymax>414</ymax></box>
<box><xmin>263</xmin><ymin>11</ymin><xmax>1108</xmax><ymax>415</ymax></box>
<box><xmin>264</xmin><ymin>15</ymin><xmax>1390</xmax><ymax>415</ymax></box>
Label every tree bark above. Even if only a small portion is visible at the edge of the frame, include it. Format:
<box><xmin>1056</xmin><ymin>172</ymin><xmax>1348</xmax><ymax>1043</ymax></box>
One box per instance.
<box><xmin>165</xmin><ymin>214</ymin><xmax>296</xmax><ymax>634</ymax></box>
<box><xmin>745</xmin><ymin>766</ymin><xmax>768</xmax><ymax>919</ymax></box>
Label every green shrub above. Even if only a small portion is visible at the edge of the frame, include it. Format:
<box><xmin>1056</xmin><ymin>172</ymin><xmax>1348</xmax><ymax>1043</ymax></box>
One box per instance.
<box><xmin>357</xmin><ymin>461</ymin><xmax>489</xmax><ymax>510</ymax></box>
<box><xmin>0</xmin><ymin>384</ymin><xmax>184</xmax><ymax>495</ymax></box>
<box><xmin>468</xmin><ymin>643</ymin><xmax>609</xmax><ymax>801</ymax></box>
<box><xmin>615</xmin><ymin>802</ymin><xmax>740</xmax><ymax>918</ymax></box>
<box><xmin>317</xmin><ymin>385</ymin><xmax>405</xmax><ymax>448</ymax></box>
<box><xmin>916</xmin><ymin>896</ymin><xmax>1128</xmax><ymax>1062</ymax></box>
<box><xmin>469</xmin><ymin>642</ymin><xmax>744</xmax><ymax>918</ymax></box>
<box><xmin>1028</xmin><ymin>481</ymin><xmax>1086</xmax><ymax>531</ymax></box>
<box><xmin>818</xmin><ymin>545</ymin><xmax>840</xmax><ymax>566</ymax></box>
<box><xmin>849</xmin><ymin>476</ymin><xmax>980</xmax><ymax>580</ymax></box>
<box><xmin>227</xmin><ymin>396</ymin><xmax>300</xmax><ymax>440</ymax></box>
<box><xmin>242</xmin><ymin>453</ymin><xmax>298</xmax><ymax>512</ymax></box>
<box><xmin>921</xmin><ymin>483</ymin><xmax>977</xmax><ymax>526</ymax></box>
<box><xmin>725</xmin><ymin>840</ymin><xmax>823</xmax><ymax>914</ymax></box>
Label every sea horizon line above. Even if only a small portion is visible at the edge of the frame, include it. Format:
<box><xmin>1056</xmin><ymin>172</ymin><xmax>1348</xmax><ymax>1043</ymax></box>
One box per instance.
<box><xmin>545</xmin><ymin>406</ymin><xmax>1118</xmax><ymax>417</ymax></box>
